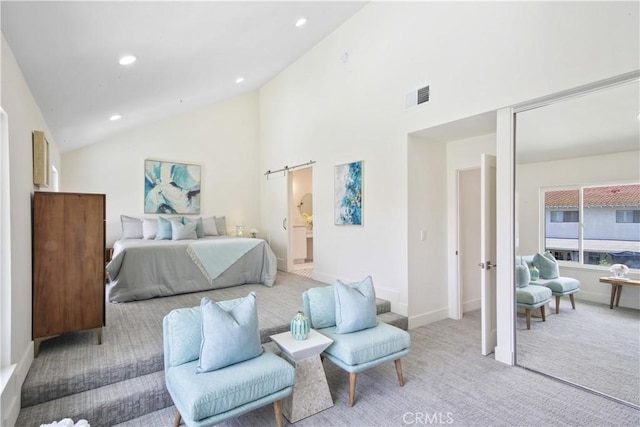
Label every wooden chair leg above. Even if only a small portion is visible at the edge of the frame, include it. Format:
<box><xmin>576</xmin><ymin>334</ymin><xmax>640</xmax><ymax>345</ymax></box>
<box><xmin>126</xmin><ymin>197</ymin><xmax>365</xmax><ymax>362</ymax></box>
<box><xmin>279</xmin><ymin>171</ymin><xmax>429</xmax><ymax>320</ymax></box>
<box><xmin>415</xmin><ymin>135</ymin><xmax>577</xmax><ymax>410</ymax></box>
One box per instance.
<box><xmin>173</xmin><ymin>411</ymin><xmax>182</xmax><ymax>427</ymax></box>
<box><xmin>540</xmin><ymin>304</ymin><xmax>546</xmax><ymax>322</ymax></box>
<box><xmin>394</xmin><ymin>359</ymin><xmax>405</xmax><ymax>386</ymax></box>
<box><xmin>569</xmin><ymin>293</ymin><xmax>576</xmax><ymax>310</ymax></box>
<box><xmin>349</xmin><ymin>372</ymin><xmax>357</xmax><ymax>407</ymax></box>
<box><xmin>274</xmin><ymin>399</ymin><xmax>284</xmax><ymax>427</ymax></box>
<box><xmin>555</xmin><ymin>296</ymin><xmax>560</xmax><ymax>314</ymax></box>
<box><xmin>525</xmin><ymin>308</ymin><xmax>531</xmax><ymax>330</ymax></box>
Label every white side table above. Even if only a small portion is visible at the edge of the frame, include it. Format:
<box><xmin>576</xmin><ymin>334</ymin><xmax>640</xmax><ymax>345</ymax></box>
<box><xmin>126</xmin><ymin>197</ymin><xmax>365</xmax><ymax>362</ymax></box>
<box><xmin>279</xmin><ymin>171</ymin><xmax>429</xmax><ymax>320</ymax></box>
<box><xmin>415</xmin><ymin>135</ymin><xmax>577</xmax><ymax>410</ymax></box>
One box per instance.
<box><xmin>270</xmin><ymin>329</ymin><xmax>334</xmax><ymax>422</ymax></box>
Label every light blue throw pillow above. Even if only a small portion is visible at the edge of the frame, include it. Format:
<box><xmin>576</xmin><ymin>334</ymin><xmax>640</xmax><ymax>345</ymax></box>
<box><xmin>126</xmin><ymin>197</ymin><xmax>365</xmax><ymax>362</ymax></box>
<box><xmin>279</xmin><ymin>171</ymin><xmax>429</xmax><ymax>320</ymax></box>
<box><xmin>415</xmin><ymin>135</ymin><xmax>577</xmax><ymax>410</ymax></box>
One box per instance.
<box><xmin>303</xmin><ymin>286</ymin><xmax>336</xmax><ymax>329</ymax></box>
<box><xmin>515</xmin><ymin>264</ymin><xmax>530</xmax><ymax>288</ymax></box>
<box><xmin>155</xmin><ymin>217</ymin><xmax>173</xmax><ymax>240</ymax></box>
<box><xmin>334</xmin><ymin>276</ymin><xmax>378</xmax><ymax>334</ymax></box>
<box><xmin>533</xmin><ymin>252</ymin><xmax>559</xmax><ymax>279</ymax></box>
<box><xmin>196</xmin><ymin>293</ymin><xmax>262</xmax><ymax>373</ymax></box>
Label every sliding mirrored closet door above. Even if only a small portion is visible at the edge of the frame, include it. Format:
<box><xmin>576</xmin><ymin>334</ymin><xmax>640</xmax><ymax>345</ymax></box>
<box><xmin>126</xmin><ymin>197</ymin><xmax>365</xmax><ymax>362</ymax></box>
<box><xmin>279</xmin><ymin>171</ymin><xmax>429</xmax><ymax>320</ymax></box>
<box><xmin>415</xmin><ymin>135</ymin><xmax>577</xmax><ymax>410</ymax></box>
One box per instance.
<box><xmin>514</xmin><ymin>78</ymin><xmax>640</xmax><ymax>407</ymax></box>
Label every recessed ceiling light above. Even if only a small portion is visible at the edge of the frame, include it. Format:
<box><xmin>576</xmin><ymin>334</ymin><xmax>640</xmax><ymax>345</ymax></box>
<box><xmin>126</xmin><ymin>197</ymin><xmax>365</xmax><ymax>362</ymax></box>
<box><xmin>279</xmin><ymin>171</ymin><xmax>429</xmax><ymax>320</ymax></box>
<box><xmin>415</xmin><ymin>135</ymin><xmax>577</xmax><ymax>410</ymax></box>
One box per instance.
<box><xmin>109</xmin><ymin>114</ymin><xmax>122</xmax><ymax>121</ymax></box>
<box><xmin>119</xmin><ymin>55</ymin><xmax>136</xmax><ymax>66</ymax></box>
<box><xmin>295</xmin><ymin>18</ymin><xmax>307</xmax><ymax>27</ymax></box>
<box><xmin>236</xmin><ymin>77</ymin><xmax>245</xmax><ymax>84</ymax></box>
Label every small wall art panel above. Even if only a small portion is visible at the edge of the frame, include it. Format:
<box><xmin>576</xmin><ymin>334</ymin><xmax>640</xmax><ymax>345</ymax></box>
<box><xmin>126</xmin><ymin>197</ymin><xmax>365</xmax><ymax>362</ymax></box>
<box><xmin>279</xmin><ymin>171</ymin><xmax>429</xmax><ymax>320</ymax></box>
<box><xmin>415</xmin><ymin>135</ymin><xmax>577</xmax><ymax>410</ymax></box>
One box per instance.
<box><xmin>334</xmin><ymin>160</ymin><xmax>363</xmax><ymax>225</ymax></box>
<box><xmin>144</xmin><ymin>159</ymin><xmax>201</xmax><ymax>214</ymax></box>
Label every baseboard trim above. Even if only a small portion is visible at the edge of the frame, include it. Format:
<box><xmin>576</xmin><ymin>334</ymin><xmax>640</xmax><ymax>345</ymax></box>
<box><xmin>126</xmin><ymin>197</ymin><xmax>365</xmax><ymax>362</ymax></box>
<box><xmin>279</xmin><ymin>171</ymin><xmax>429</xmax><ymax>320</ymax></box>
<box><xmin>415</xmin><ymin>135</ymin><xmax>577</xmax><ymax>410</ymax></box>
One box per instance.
<box><xmin>310</xmin><ymin>270</ymin><xmax>333</xmax><ymax>285</ymax></box>
<box><xmin>1</xmin><ymin>341</ymin><xmax>32</xmax><ymax>427</ymax></box>
<box><xmin>408</xmin><ymin>307</ymin><xmax>449</xmax><ymax>329</ymax></box>
<box><xmin>17</xmin><ymin>341</ymin><xmax>33</xmax><ymax>389</ymax></box>
<box><xmin>577</xmin><ymin>291</ymin><xmax>639</xmax><ymax>310</ymax></box>
<box><xmin>494</xmin><ymin>345</ymin><xmax>514</xmax><ymax>366</ymax></box>
<box><xmin>462</xmin><ymin>298</ymin><xmax>481</xmax><ymax>313</ymax></box>
<box><xmin>1</xmin><ymin>363</ymin><xmax>17</xmax><ymax>427</ymax></box>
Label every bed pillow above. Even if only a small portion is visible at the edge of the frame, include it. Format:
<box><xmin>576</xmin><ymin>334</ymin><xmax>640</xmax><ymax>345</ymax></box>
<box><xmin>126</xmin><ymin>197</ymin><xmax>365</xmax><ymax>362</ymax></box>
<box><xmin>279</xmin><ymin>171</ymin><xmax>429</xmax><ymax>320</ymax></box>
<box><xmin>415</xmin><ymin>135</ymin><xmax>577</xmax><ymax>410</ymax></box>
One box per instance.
<box><xmin>155</xmin><ymin>217</ymin><xmax>181</xmax><ymax>240</ymax></box>
<box><xmin>183</xmin><ymin>217</ymin><xmax>205</xmax><ymax>238</ymax></box>
<box><xmin>172</xmin><ymin>220</ymin><xmax>197</xmax><ymax>240</ymax></box>
<box><xmin>334</xmin><ymin>276</ymin><xmax>378</xmax><ymax>334</ymax></box>
<box><xmin>215</xmin><ymin>216</ymin><xmax>227</xmax><ymax>235</ymax></box>
<box><xmin>155</xmin><ymin>217</ymin><xmax>172</xmax><ymax>240</ymax></box>
<box><xmin>533</xmin><ymin>251</ymin><xmax>559</xmax><ymax>279</ymax></box>
<box><xmin>121</xmin><ymin>215</ymin><xmax>143</xmax><ymax>239</ymax></box>
<box><xmin>202</xmin><ymin>216</ymin><xmax>219</xmax><ymax>236</ymax></box>
<box><xmin>196</xmin><ymin>293</ymin><xmax>262</xmax><ymax>373</ymax></box>
<box><xmin>142</xmin><ymin>219</ymin><xmax>158</xmax><ymax>240</ymax></box>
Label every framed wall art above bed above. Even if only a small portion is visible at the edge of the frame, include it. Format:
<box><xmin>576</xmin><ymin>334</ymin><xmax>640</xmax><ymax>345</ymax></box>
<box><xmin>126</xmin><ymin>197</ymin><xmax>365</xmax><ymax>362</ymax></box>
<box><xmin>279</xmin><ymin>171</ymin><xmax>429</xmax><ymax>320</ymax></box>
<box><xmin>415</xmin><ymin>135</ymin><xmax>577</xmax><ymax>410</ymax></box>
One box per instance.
<box><xmin>144</xmin><ymin>159</ymin><xmax>201</xmax><ymax>214</ymax></box>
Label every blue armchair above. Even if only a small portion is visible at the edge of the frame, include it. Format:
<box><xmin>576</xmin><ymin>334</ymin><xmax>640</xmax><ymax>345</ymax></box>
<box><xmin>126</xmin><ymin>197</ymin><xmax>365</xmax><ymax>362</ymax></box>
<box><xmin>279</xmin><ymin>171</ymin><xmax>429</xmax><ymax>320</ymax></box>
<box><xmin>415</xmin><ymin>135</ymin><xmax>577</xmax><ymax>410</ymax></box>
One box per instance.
<box><xmin>519</xmin><ymin>253</ymin><xmax>580</xmax><ymax>314</ymax></box>
<box><xmin>516</xmin><ymin>262</ymin><xmax>553</xmax><ymax>329</ymax></box>
<box><xmin>163</xmin><ymin>295</ymin><xmax>295</xmax><ymax>427</ymax></box>
<box><xmin>302</xmin><ymin>279</ymin><xmax>410</xmax><ymax>407</ymax></box>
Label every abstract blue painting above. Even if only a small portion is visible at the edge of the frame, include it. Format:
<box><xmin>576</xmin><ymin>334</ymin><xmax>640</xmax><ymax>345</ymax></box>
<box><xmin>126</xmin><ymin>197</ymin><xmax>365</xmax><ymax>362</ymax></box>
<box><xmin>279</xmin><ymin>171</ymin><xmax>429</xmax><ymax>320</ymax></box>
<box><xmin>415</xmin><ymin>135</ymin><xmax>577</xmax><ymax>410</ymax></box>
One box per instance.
<box><xmin>334</xmin><ymin>160</ymin><xmax>363</xmax><ymax>225</ymax></box>
<box><xmin>144</xmin><ymin>160</ymin><xmax>201</xmax><ymax>214</ymax></box>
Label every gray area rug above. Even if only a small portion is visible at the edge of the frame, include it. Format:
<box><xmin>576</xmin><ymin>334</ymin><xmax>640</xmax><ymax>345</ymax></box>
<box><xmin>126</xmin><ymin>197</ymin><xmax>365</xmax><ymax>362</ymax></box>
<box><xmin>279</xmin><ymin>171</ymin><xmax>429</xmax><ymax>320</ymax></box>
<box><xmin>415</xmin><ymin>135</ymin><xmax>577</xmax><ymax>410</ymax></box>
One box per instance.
<box><xmin>516</xmin><ymin>299</ymin><xmax>640</xmax><ymax>406</ymax></box>
<box><xmin>117</xmin><ymin>309</ymin><xmax>640</xmax><ymax>427</ymax></box>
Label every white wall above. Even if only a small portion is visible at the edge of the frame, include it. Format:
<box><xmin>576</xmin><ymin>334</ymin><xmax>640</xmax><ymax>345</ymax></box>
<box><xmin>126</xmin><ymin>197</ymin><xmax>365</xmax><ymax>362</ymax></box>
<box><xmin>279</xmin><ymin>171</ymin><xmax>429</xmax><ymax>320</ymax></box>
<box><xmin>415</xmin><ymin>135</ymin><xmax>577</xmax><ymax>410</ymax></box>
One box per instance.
<box><xmin>517</xmin><ymin>150</ymin><xmax>640</xmax><ymax>309</ymax></box>
<box><xmin>62</xmin><ymin>92</ymin><xmax>261</xmax><ymax>246</ymax></box>
<box><xmin>407</xmin><ymin>135</ymin><xmax>448</xmax><ymax>325</ymax></box>
<box><xmin>258</xmin><ymin>1</ymin><xmax>639</xmax><ymax>320</ymax></box>
<box><xmin>0</xmin><ymin>35</ymin><xmax>61</xmax><ymax>427</ymax></box>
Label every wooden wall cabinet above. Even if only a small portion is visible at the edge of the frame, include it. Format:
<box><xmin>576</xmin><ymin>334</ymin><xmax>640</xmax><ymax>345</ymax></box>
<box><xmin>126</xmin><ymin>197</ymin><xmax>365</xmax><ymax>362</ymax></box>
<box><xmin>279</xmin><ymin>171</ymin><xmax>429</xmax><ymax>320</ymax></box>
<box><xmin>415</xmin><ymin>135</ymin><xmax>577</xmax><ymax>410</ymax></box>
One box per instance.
<box><xmin>32</xmin><ymin>192</ymin><xmax>105</xmax><ymax>356</ymax></box>
<box><xmin>32</xmin><ymin>131</ymin><xmax>50</xmax><ymax>187</ymax></box>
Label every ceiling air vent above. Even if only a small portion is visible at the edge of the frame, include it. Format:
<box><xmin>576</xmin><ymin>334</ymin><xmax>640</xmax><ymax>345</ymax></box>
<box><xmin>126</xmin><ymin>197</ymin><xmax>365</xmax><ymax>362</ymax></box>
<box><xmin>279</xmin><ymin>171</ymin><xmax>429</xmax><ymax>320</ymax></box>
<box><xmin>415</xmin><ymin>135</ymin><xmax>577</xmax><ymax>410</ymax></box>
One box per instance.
<box><xmin>405</xmin><ymin>83</ymin><xmax>431</xmax><ymax>110</ymax></box>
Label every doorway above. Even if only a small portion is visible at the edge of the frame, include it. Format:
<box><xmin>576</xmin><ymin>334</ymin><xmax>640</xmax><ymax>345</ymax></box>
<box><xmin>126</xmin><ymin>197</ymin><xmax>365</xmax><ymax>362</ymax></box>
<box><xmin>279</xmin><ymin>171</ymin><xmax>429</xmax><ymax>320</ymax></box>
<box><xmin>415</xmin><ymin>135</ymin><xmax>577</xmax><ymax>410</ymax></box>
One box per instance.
<box><xmin>291</xmin><ymin>167</ymin><xmax>313</xmax><ymax>278</ymax></box>
<box><xmin>457</xmin><ymin>168</ymin><xmax>481</xmax><ymax>314</ymax></box>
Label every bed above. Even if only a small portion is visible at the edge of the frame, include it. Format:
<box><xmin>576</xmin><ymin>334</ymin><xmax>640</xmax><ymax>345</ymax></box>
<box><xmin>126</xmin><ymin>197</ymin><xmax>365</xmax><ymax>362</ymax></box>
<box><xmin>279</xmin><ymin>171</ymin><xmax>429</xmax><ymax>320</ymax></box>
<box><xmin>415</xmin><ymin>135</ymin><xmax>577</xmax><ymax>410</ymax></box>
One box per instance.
<box><xmin>106</xmin><ymin>236</ymin><xmax>277</xmax><ymax>302</ymax></box>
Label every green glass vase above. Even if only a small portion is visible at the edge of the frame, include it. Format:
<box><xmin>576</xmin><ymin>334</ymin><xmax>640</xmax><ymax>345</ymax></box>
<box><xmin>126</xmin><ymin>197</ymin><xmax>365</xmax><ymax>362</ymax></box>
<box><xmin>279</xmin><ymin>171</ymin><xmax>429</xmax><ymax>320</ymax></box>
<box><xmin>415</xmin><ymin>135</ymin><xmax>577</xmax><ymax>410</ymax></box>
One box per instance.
<box><xmin>530</xmin><ymin>265</ymin><xmax>539</xmax><ymax>281</ymax></box>
<box><xmin>290</xmin><ymin>311</ymin><xmax>310</xmax><ymax>340</ymax></box>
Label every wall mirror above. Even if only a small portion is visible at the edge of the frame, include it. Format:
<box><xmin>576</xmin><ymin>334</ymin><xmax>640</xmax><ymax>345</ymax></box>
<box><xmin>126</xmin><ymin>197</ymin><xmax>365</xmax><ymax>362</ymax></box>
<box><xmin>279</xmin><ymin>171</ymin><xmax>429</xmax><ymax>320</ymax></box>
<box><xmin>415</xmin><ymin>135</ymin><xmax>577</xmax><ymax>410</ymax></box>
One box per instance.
<box><xmin>299</xmin><ymin>193</ymin><xmax>313</xmax><ymax>217</ymax></box>
<box><xmin>514</xmin><ymin>78</ymin><xmax>640</xmax><ymax>407</ymax></box>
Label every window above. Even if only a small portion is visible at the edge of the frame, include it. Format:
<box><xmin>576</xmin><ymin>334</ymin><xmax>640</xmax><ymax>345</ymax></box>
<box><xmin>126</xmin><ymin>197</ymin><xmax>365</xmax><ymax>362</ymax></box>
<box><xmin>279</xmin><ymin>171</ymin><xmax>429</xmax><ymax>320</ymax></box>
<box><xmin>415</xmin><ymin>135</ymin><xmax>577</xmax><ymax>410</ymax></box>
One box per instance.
<box><xmin>616</xmin><ymin>210</ymin><xmax>640</xmax><ymax>223</ymax></box>
<box><xmin>544</xmin><ymin>184</ymin><xmax>640</xmax><ymax>269</ymax></box>
<box><xmin>550</xmin><ymin>210</ymin><xmax>578</xmax><ymax>222</ymax></box>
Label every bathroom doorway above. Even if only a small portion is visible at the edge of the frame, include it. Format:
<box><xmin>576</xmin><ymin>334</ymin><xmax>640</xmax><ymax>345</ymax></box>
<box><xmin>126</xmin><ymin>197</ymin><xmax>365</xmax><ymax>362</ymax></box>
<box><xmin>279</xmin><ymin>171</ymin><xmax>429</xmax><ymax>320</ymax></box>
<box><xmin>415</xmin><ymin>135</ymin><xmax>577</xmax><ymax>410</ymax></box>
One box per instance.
<box><xmin>291</xmin><ymin>167</ymin><xmax>313</xmax><ymax>278</ymax></box>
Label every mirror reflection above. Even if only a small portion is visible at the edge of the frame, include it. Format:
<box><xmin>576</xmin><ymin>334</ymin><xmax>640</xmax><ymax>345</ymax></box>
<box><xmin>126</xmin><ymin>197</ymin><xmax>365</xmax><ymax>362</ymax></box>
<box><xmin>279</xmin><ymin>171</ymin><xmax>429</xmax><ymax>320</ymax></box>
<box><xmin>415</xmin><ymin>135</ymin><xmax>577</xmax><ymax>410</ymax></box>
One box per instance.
<box><xmin>299</xmin><ymin>193</ymin><xmax>313</xmax><ymax>216</ymax></box>
<box><xmin>514</xmin><ymin>80</ymin><xmax>640</xmax><ymax>407</ymax></box>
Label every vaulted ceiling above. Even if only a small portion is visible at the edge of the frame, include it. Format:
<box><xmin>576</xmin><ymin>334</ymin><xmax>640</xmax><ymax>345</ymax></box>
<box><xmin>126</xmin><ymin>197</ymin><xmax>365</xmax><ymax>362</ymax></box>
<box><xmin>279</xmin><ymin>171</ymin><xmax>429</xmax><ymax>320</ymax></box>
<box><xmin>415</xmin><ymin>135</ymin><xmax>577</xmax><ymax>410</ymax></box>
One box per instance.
<box><xmin>2</xmin><ymin>1</ymin><xmax>367</xmax><ymax>152</ymax></box>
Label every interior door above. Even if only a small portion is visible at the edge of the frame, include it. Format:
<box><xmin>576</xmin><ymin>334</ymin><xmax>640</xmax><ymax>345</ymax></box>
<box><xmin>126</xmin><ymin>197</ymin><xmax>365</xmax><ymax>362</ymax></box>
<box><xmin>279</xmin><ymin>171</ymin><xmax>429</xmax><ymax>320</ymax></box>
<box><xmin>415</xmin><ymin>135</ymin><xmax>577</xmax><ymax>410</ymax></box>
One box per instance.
<box><xmin>266</xmin><ymin>171</ymin><xmax>291</xmax><ymax>272</ymax></box>
<box><xmin>480</xmin><ymin>153</ymin><xmax>497</xmax><ymax>356</ymax></box>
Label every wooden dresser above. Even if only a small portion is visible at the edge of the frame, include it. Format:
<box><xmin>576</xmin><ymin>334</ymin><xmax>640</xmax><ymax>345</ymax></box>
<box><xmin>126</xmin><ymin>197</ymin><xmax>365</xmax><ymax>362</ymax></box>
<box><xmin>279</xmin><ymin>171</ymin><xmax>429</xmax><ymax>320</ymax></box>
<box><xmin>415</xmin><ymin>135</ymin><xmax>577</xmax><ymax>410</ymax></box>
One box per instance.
<box><xmin>32</xmin><ymin>191</ymin><xmax>105</xmax><ymax>356</ymax></box>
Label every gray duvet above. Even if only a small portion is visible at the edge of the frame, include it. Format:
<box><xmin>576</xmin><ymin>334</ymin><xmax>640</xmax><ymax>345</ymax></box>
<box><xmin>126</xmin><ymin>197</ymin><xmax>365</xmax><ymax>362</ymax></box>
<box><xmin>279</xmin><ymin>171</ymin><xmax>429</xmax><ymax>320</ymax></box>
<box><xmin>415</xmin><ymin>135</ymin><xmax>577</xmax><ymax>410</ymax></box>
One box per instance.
<box><xmin>106</xmin><ymin>237</ymin><xmax>277</xmax><ymax>302</ymax></box>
